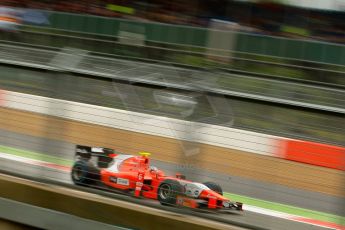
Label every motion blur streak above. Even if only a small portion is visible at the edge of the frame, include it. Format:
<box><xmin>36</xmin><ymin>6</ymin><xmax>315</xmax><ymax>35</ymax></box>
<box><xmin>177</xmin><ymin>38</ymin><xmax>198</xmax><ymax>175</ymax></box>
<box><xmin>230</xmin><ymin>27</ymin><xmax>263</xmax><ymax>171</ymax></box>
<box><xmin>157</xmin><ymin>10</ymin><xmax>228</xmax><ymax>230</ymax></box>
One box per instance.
<box><xmin>0</xmin><ymin>0</ymin><xmax>344</xmax><ymax>229</ymax></box>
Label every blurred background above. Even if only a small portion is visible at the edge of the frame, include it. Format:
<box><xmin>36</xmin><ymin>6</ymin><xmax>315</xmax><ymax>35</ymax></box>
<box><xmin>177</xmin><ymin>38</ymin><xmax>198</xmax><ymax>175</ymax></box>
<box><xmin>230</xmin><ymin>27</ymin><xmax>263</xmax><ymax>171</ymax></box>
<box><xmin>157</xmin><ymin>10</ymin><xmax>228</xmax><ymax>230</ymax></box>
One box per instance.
<box><xmin>0</xmin><ymin>0</ymin><xmax>344</xmax><ymax>230</ymax></box>
<box><xmin>1</xmin><ymin>0</ymin><xmax>344</xmax><ymax>42</ymax></box>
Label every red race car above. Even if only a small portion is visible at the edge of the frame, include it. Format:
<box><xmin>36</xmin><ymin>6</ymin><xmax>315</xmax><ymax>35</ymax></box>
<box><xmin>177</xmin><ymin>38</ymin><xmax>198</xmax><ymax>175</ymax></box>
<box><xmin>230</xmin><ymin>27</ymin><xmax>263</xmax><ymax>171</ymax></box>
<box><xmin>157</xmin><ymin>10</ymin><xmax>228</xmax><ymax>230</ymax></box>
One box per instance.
<box><xmin>71</xmin><ymin>145</ymin><xmax>243</xmax><ymax>211</ymax></box>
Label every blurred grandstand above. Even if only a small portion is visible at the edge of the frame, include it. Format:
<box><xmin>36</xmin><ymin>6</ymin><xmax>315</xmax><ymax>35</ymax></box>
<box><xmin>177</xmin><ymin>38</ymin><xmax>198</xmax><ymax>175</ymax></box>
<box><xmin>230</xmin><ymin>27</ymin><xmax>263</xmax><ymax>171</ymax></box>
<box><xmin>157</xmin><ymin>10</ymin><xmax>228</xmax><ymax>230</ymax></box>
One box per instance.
<box><xmin>0</xmin><ymin>0</ymin><xmax>344</xmax><ymax>43</ymax></box>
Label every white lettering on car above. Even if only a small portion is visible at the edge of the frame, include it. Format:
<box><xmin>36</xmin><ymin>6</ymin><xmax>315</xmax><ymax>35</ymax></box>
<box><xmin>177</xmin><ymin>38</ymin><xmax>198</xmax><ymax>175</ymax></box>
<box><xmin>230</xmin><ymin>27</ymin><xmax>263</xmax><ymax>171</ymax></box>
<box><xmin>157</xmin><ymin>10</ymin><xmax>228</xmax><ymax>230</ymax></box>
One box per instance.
<box><xmin>117</xmin><ymin>178</ymin><xmax>129</xmax><ymax>186</ymax></box>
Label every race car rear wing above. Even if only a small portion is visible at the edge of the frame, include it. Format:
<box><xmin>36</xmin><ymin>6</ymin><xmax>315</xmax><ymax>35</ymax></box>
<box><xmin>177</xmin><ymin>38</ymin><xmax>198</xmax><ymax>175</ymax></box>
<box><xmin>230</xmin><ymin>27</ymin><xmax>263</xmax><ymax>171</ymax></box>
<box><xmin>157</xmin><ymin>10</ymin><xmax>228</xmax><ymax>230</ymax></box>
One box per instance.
<box><xmin>75</xmin><ymin>145</ymin><xmax>115</xmax><ymax>167</ymax></box>
<box><xmin>76</xmin><ymin>145</ymin><xmax>114</xmax><ymax>156</ymax></box>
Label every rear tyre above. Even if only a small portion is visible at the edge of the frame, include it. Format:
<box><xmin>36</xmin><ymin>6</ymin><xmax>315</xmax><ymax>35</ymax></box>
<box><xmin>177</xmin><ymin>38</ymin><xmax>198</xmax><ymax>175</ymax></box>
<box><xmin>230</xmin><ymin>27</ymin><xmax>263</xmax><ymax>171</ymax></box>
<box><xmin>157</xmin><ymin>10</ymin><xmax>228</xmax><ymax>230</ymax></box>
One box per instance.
<box><xmin>71</xmin><ymin>161</ymin><xmax>100</xmax><ymax>186</ymax></box>
<box><xmin>203</xmin><ymin>182</ymin><xmax>223</xmax><ymax>195</ymax></box>
<box><xmin>157</xmin><ymin>179</ymin><xmax>183</xmax><ymax>206</ymax></box>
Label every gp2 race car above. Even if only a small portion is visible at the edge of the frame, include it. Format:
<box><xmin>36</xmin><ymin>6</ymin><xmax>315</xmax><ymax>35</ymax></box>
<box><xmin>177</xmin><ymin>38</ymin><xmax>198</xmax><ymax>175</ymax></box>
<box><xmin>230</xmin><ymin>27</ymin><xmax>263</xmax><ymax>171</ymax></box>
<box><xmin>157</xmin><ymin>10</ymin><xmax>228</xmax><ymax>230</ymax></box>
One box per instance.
<box><xmin>71</xmin><ymin>145</ymin><xmax>243</xmax><ymax>211</ymax></box>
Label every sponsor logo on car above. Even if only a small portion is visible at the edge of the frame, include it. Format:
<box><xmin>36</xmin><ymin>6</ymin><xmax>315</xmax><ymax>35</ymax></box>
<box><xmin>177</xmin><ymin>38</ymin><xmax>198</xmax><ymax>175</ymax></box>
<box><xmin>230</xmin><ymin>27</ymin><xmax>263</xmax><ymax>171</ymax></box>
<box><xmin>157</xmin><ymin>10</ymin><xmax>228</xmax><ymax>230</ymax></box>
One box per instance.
<box><xmin>117</xmin><ymin>178</ymin><xmax>129</xmax><ymax>186</ymax></box>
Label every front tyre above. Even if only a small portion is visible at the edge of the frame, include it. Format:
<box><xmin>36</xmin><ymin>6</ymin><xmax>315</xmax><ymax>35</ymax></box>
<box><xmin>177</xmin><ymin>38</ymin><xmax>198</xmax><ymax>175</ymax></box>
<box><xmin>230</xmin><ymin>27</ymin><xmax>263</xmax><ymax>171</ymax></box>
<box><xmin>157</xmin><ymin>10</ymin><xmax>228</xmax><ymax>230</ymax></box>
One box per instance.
<box><xmin>157</xmin><ymin>179</ymin><xmax>183</xmax><ymax>206</ymax></box>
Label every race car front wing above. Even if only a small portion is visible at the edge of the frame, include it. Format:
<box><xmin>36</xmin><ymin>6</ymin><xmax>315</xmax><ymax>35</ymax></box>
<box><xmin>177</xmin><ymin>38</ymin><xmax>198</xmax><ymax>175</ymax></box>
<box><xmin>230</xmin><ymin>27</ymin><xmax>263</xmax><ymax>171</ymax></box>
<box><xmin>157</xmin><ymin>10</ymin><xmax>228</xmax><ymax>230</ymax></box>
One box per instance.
<box><xmin>176</xmin><ymin>195</ymin><xmax>243</xmax><ymax>211</ymax></box>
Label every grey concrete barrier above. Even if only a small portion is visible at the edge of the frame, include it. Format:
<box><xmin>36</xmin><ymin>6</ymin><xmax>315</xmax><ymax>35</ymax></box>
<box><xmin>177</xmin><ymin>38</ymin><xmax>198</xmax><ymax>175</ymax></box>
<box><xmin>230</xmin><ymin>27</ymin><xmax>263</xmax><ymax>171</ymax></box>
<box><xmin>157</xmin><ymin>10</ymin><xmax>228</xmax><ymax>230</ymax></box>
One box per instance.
<box><xmin>0</xmin><ymin>197</ymin><xmax>130</xmax><ymax>230</ymax></box>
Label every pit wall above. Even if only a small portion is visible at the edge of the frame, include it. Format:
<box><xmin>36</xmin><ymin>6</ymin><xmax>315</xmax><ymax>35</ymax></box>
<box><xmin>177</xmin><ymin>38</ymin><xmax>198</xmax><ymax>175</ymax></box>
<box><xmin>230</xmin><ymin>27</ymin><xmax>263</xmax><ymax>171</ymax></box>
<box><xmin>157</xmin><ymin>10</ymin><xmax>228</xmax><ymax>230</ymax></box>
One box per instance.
<box><xmin>1</xmin><ymin>89</ymin><xmax>343</xmax><ymax>171</ymax></box>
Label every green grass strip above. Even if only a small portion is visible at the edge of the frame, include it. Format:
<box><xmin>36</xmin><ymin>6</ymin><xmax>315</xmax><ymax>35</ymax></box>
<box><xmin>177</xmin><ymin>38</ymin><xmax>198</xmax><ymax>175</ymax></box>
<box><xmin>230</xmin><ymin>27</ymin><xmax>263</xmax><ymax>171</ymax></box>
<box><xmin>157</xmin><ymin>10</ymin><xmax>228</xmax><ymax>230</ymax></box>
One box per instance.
<box><xmin>0</xmin><ymin>145</ymin><xmax>73</xmax><ymax>167</ymax></box>
<box><xmin>225</xmin><ymin>192</ymin><xmax>345</xmax><ymax>225</ymax></box>
<box><xmin>1</xmin><ymin>144</ymin><xmax>344</xmax><ymax>226</ymax></box>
